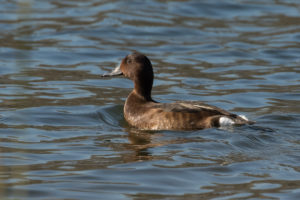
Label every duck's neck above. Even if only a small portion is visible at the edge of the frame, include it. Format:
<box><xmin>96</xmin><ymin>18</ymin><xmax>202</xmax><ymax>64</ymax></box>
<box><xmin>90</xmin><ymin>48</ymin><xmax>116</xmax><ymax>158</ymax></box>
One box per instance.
<box><xmin>133</xmin><ymin>80</ymin><xmax>153</xmax><ymax>102</ymax></box>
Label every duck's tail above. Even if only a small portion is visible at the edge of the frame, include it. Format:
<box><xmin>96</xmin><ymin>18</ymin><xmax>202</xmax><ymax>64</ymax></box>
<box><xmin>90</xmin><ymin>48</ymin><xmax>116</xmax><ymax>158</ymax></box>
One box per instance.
<box><xmin>218</xmin><ymin>114</ymin><xmax>255</xmax><ymax>127</ymax></box>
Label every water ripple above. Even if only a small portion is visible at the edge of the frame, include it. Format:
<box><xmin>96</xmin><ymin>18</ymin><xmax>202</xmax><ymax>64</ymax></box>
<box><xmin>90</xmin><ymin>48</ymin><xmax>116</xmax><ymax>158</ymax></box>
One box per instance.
<box><xmin>0</xmin><ymin>0</ymin><xmax>300</xmax><ymax>199</ymax></box>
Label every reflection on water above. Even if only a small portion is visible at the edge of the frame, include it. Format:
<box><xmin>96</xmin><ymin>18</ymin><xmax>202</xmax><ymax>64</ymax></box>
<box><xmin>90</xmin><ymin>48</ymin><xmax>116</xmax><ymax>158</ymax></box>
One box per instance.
<box><xmin>1</xmin><ymin>0</ymin><xmax>300</xmax><ymax>199</ymax></box>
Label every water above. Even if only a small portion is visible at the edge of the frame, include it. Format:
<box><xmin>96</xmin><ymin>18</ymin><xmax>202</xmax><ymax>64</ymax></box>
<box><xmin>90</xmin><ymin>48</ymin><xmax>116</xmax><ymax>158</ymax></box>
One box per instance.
<box><xmin>0</xmin><ymin>0</ymin><xmax>300</xmax><ymax>199</ymax></box>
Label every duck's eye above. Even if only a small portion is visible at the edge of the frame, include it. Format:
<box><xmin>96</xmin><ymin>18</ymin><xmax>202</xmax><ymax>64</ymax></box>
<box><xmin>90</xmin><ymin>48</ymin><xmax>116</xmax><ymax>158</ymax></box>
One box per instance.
<box><xmin>126</xmin><ymin>58</ymin><xmax>132</xmax><ymax>64</ymax></box>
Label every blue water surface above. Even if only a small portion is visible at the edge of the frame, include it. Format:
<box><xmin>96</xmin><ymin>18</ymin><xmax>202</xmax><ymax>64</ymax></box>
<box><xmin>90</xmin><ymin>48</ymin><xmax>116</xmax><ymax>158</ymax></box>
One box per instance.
<box><xmin>0</xmin><ymin>0</ymin><xmax>300</xmax><ymax>199</ymax></box>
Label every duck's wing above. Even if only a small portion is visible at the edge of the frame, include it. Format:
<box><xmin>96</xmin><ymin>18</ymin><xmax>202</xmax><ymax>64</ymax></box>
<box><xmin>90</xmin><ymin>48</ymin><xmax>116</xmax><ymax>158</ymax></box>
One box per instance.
<box><xmin>159</xmin><ymin>101</ymin><xmax>254</xmax><ymax>124</ymax></box>
<box><xmin>150</xmin><ymin>101</ymin><xmax>254</xmax><ymax>126</ymax></box>
<box><xmin>158</xmin><ymin>101</ymin><xmax>234</xmax><ymax>116</ymax></box>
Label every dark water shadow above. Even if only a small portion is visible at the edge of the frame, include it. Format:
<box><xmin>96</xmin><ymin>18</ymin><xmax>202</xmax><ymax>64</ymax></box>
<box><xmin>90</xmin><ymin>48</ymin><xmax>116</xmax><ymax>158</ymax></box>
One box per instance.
<box><xmin>96</xmin><ymin>104</ymin><xmax>125</xmax><ymax>129</ymax></box>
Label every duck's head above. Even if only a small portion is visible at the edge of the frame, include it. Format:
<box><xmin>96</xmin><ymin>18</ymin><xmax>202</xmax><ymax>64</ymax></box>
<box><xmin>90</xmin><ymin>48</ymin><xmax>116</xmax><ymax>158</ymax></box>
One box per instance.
<box><xmin>103</xmin><ymin>52</ymin><xmax>154</xmax><ymax>100</ymax></box>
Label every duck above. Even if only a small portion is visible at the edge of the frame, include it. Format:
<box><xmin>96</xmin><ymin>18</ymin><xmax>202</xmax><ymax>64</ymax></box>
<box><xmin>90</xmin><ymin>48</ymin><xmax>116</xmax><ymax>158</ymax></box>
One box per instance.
<box><xmin>103</xmin><ymin>52</ymin><xmax>254</xmax><ymax>130</ymax></box>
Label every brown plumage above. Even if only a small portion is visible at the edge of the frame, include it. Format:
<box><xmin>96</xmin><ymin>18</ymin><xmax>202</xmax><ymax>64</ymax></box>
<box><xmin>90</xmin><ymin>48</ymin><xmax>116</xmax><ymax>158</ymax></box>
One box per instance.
<box><xmin>105</xmin><ymin>52</ymin><xmax>254</xmax><ymax>130</ymax></box>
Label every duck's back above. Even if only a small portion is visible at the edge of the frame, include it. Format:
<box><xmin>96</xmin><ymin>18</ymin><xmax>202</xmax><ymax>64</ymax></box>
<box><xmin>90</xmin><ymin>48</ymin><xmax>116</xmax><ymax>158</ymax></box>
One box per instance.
<box><xmin>124</xmin><ymin>98</ymin><xmax>252</xmax><ymax>130</ymax></box>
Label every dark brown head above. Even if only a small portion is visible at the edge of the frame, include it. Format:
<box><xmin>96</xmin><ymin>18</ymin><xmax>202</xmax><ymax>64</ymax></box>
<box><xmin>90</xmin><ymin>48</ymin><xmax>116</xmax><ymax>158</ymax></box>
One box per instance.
<box><xmin>103</xmin><ymin>52</ymin><xmax>154</xmax><ymax>101</ymax></box>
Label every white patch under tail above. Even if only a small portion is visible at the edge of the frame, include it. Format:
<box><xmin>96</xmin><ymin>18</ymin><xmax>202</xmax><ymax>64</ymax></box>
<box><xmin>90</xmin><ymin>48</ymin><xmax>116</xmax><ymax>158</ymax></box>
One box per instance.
<box><xmin>219</xmin><ymin>117</ymin><xmax>235</xmax><ymax>126</ymax></box>
<box><xmin>219</xmin><ymin>114</ymin><xmax>251</xmax><ymax>127</ymax></box>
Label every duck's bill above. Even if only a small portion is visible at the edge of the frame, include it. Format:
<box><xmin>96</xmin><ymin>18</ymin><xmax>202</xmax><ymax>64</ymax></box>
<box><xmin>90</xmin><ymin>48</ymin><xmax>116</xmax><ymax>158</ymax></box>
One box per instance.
<box><xmin>101</xmin><ymin>65</ymin><xmax>123</xmax><ymax>77</ymax></box>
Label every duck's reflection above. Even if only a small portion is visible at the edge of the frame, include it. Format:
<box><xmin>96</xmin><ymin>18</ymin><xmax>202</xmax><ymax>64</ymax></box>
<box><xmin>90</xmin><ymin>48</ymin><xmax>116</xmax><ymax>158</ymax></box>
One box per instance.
<box><xmin>120</xmin><ymin>127</ymin><xmax>204</xmax><ymax>163</ymax></box>
<box><xmin>123</xmin><ymin>128</ymin><xmax>162</xmax><ymax>161</ymax></box>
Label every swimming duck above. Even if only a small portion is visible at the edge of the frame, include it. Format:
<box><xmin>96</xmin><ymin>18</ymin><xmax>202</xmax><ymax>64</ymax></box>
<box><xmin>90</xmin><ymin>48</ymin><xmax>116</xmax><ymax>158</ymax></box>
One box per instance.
<box><xmin>103</xmin><ymin>52</ymin><xmax>254</xmax><ymax>130</ymax></box>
